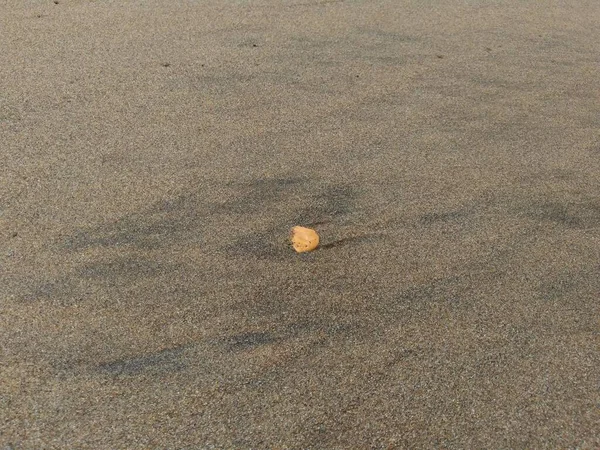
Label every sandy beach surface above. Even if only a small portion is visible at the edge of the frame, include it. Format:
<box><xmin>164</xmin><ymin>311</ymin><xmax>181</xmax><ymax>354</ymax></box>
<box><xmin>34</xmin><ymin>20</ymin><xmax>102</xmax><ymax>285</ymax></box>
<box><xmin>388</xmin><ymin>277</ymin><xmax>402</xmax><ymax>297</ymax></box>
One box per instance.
<box><xmin>1</xmin><ymin>0</ymin><xmax>599</xmax><ymax>448</ymax></box>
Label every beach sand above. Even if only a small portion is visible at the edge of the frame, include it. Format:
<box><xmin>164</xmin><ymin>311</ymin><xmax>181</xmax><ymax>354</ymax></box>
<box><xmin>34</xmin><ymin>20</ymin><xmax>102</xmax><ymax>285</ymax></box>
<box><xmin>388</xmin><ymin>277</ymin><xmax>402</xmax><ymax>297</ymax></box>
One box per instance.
<box><xmin>1</xmin><ymin>0</ymin><xmax>599</xmax><ymax>447</ymax></box>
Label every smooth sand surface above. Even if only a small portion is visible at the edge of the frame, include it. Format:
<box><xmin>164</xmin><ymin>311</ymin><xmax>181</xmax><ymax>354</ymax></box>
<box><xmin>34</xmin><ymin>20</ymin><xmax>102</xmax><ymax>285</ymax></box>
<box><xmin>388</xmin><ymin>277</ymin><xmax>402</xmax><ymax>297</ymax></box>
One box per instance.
<box><xmin>1</xmin><ymin>0</ymin><xmax>599</xmax><ymax>448</ymax></box>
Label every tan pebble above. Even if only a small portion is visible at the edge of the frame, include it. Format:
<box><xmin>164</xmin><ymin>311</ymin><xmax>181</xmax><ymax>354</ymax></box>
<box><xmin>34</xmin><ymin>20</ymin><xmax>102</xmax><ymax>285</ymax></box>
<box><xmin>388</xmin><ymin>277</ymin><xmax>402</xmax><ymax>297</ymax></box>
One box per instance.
<box><xmin>290</xmin><ymin>226</ymin><xmax>319</xmax><ymax>253</ymax></box>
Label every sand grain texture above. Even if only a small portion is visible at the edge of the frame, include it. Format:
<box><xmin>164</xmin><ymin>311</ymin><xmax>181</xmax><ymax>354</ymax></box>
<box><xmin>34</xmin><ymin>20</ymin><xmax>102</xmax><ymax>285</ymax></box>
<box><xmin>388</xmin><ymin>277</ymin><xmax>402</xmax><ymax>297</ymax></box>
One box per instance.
<box><xmin>1</xmin><ymin>0</ymin><xmax>599</xmax><ymax>448</ymax></box>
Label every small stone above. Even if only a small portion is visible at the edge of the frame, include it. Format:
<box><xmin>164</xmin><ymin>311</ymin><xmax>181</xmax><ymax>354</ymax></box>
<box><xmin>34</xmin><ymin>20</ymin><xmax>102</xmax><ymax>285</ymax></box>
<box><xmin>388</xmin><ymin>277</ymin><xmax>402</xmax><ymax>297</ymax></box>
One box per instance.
<box><xmin>290</xmin><ymin>226</ymin><xmax>319</xmax><ymax>253</ymax></box>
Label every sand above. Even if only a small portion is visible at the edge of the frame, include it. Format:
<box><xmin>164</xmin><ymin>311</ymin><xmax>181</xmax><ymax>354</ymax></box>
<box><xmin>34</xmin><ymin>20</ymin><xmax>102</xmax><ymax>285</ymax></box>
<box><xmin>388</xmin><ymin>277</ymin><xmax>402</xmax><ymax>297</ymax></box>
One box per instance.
<box><xmin>1</xmin><ymin>0</ymin><xmax>599</xmax><ymax>448</ymax></box>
